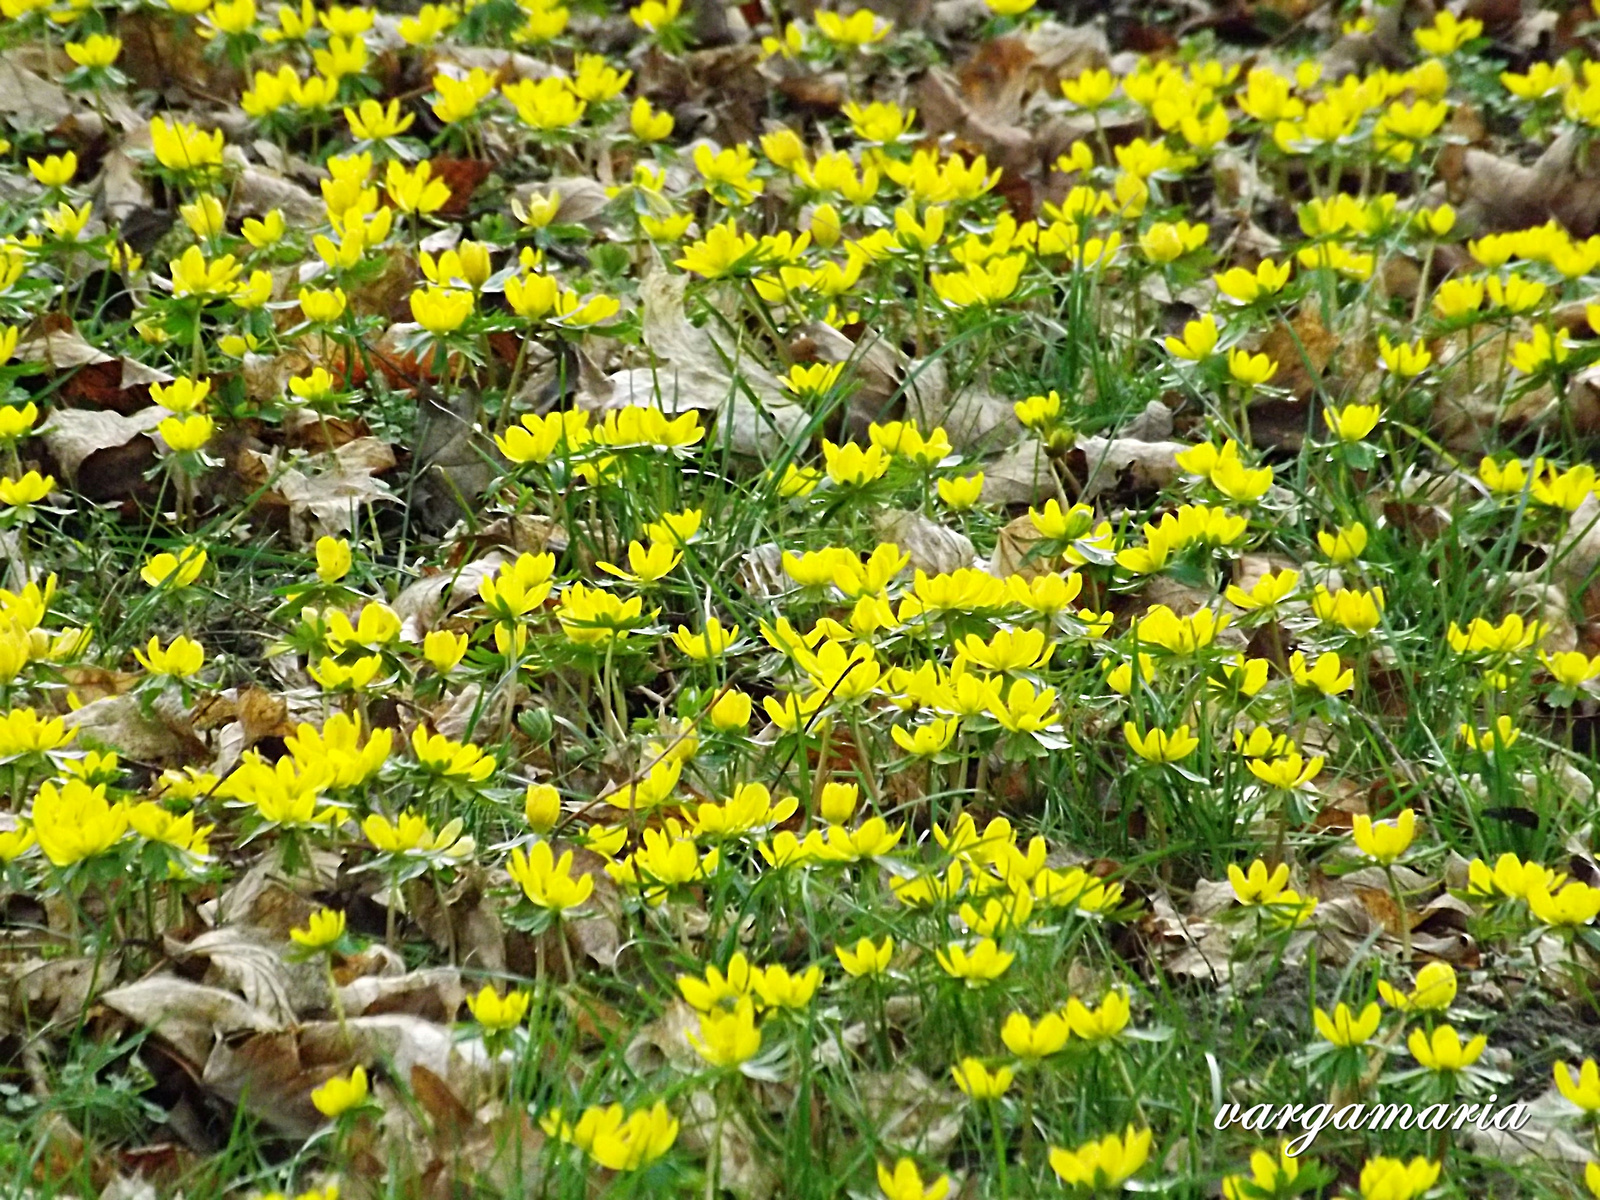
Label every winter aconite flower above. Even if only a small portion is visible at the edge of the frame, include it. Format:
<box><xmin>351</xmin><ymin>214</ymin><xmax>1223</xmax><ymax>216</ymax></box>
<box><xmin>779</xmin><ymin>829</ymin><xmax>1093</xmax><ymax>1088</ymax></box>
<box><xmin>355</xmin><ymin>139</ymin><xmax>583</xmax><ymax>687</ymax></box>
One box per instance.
<box><xmin>951</xmin><ymin>1058</ymin><xmax>1014</xmax><ymax>1099</ymax></box>
<box><xmin>1352</xmin><ymin>810</ymin><xmax>1416</xmax><ymax>865</ymax></box>
<box><xmin>1048</xmin><ymin>1127</ymin><xmax>1151</xmax><ymax>1190</ymax></box>
<box><xmin>32</xmin><ymin>780</ymin><xmax>127</xmax><ymax>867</ymax></box>
<box><xmin>1408</xmin><ymin>1024</ymin><xmax>1487</xmax><ymax>1073</ymax></box>
<box><xmin>508</xmin><ymin>841</ymin><xmax>593</xmax><ymax>911</ymax></box>
<box><xmin>877</xmin><ymin>1158</ymin><xmax>950</xmax><ymax>1200</ymax></box>
<box><xmin>1378</xmin><ymin>962</ymin><xmax>1456</xmax><ymax>1012</ymax></box>
<box><xmin>290</xmin><ymin>908</ymin><xmax>346</xmax><ymax>949</ymax></box>
<box><xmin>1555</xmin><ymin>1059</ymin><xmax>1600</xmax><ymax>1112</ymax></box>
<box><xmin>1313</xmin><ymin>1002</ymin><xmax>1381</xmax><ymax>1047</ymax></box>
<box><xmin>311</xmin><ymin>1065</ymin><xmax>369</xmax><ymax>1118</ymax></box>
<box><xmin>466</xmin><ymin>985</ymin><xmax>531</xmax><ymax>1032</ymax></box>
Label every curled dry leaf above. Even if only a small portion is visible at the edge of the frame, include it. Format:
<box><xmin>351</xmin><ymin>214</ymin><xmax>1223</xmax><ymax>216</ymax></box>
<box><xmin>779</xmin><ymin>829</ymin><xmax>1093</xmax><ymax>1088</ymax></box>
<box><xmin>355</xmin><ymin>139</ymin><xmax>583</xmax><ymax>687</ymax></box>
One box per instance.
<box><xmin>102</xmin><ymin>976</ymin><xmax>281</xmax><ymax>1068</ymax></box>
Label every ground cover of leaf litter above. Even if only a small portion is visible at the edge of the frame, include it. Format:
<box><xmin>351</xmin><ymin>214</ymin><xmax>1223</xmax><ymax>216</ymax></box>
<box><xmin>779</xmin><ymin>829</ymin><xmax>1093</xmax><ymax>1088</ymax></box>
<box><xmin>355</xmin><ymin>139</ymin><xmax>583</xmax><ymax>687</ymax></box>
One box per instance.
<box><xmin>5</xmin><ymin>0</ymin><xmax>1600</xmax><ymax>1196</ymax></box>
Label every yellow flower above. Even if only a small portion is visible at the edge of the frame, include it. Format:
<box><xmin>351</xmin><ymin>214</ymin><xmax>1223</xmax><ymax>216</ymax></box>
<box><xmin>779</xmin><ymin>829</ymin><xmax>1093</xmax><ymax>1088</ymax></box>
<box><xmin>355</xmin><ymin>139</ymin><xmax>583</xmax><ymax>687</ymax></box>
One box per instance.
<box><xmin>299</xmin><ymin>287</ymin><xmax>348</xmax><ymax>324</ymax></box>
<box><xmin>31</xmin><ymin>779</ymin><xmax>127</xmax><ymax>867</ymax></box>
<box><xmin>1060</xmin><ymin>66</ymin><xmax>1116</xmax><ymax>109</ymax></box>
<box><xmin>0</xmin><ymin>472</ymin><xmax>53</xmax><ymax>507</ymax></box>
<box><xmin>675</xmin><ymin>219</ymin><xmax>767</xmax><ymax>279</ymax></box>
<box><xmin>556</xmin><ymin>582</ymin><xmax>650</xmax><ymax>645</ymax></box>
<box><xmin>1352</xmin><ymin>809</ymin><xmax>1416</xmax><ymax>864</ymax></box>
<box><xmin>0</xmin><ymin>824</ymin><xmax>35</xmax><ymax>863</ymax></box>
<box><xmin>1123</xmin><ymin>722</ymin><xmax>1198</xmax><ymax>764</ymax></box>
<box><xmin>1466</xmin><ymin>852</ymin><xmax>1561</xmax><ymax>901</ymax></box>
<box><xmin>844</xmin><ymin>100</ymin><xmax>916</xmax><ymax>143</ymax></box>
<box><xmin>935</xmin><ymin>472</ymin><xmax>984</xmax><ymax>509</ymax></box>
<box><xmin>930</xmin><ymin>255</ymin><xmax>1026</xmax><ymax>307</ymax></box>
<box><xmin>688</xmin><ymin>996</ymin><xmax>761</xmax><ymax>1067</ymax></box>
<box><xmin>65</xmin><ymin>35</ymin><xmax>121</xmax><ymax>69</ymax></box>
<box><xmin>1139</xmin><ymin>219</ymin><xmax>1207</xmax><ymax>263</ymax></box>
<box><xmin>1221</xmin><ymin>1144</ymin><xmax>1302</xmax><ymax>1200</ymax></box>
<box><xmin>1324</xmin><ymin>402</ymin><xmax>1381</xmax><ymax>443</ymax></box>
<box><xmin>1213</xmin><ymin>258</ymin><xmax>1291</xmax><ymax>304</ymax></box>
<box><xmin>311</xmin><ymin>1065</ymin><xmax>369</xmax><ymax>1118</ymax></box>
<box><xmin>411</xmin><ymin>629</ymin><xmax>462</xmax><ymax>675</ymax></box>
<box><xmin>554</xmin><ymin>1100</ymin><xmax>679</xmax><ymax>1171</ymax></box>
<box><xmin>1414</xmin><ymin>9</ymin><xmax>1480</xmax><ymax>54</ymax></box>
<box><xmin>629</xmin><ymin>96</ymin><xmax>673</xmax><ymax>141</ymax></box>
<box><xmin>1379</xmin><ymin>961</ymin><xmax>1457</xmax><ymax>1012</ymax></box>
<box><xmin>466</xmin><ymin>985</ymin><xmax>531</xmax><ymax>1032</ymax></box>
<box><xmin>1556</xmin><ymin>1059</ymin><xmax>1600</xmax><ymax>1111</ymax></box>
<box><xmin>0</xmin><ymin>708</ymin><xmax>73</xmax><ymax>758</ymax></box>
<box><xmin>0</xmin><ymin>401</ymin><xmax>36</xmax><ymax>442</ymax></box>
<box><xmin>142</xmin><ymin>546</ymin><xmax>207</xmax><ymax>587</ymax></box>
<box><xmin>168</xmin><ymin>245</ymin><xmax>242</xmax><ymax>298</ymax></box>
<box><xmin>1247</xmin><ymin>751</ymin><xmax>1323</xmax><ymax>790</ymax></box>
<box><xmin>1357</xmin><ymin>1157</ymin><xmax>1440</xmax><ymax>1200</ymax></box>
<box><xmin>1001</xmin><ymin>1010</ymin><xmax>1071</xmax><ymax>1059</ymax></box>
<box><xmin>431</xmin><ymin>68</ymin><xmax>496</xmax><ymax>123</ymax></box>
<box><xmin>1528</xmin><ymin>880</ymin><xmax>1600</xmax><ymax>928</ymax></box>
<box><xmin>821</xmin><ymin>440</ymin><xmax>890</xmax><ymax>487</ymax></box>
<box><xmin>1509</xmin><ymin>324</ymin><xmax>1571</xmax><ymax>374</ymax></box>
<box><xmin>709</xmin><ymin>689</ymin><xmax>752</xmax><ymax>731</ymax></box>
<box><xmin>307</xmin><ymin>653</ymin><xmax>383</xmax><ymax>691</ymax></box>
<box><xmin>345</xmin><ymin>97</ymin><xmax>413</xmax><ymax>142</ymax></box>
<box><xmin>1531</xmin><ymin>461</ymin><xmax>1596</xmax><ymax>510</ymax></box>
<box><xmin>591</xmin><ymin>406</ymin><xmax>704</xmax><ymax>449</ymax></box>
<box><xmin>290</xmin><ymin>907</ymin><xmax>346</xmax><ymax>948</ymax></box>
<box><xmin>494</xmin><ymin>410</ymin><xmax>590</xmax><ymax>463</ymax></box>
<box><xmin>1313</xmin><ymin>1001</ymin><xmax>1381</xmax><ymax>1047</ymax></box>
<box><xmin>134</xmin><ymin>634</ymin><xmax>205</xmax><ymax>677</ymax></box>
<box><xmin>159</xmin><ymin>414</ymin><xmax>214</xmax><ymax>453</ymax></box>
<box><xmin>501</xmin><ymin>76</ymin><xmax>585</xmax><ymax>131</ymax></box>
<box><xmin>1048</xmin><ymin>1127</ymin><xmax>1151</xmax><ymax>1190</ymax></box>
<box><xmin>693</xmin><ymin>143</ymin><xmax>763</xmax><ymax>204</ymax></box>
<box><xmin>1458</xmin><ymin>715</ymin><xmax>1520</xmax><ymax>753</ymax></box>
<box><xmin>27</xmin><ymin>153</ymin><xmax>77</xmax><ymax>188</ymax></box>
<box><xmin>364</xmin><ymin>810</ymin><xmax>473</xmax><ymax>859</ymax></box>
<box><xmin>597</xmin><ymin>540</ymin><xmax>682</xmax><ymax>585</ymax></box>
<box><xmin>1311</xmin><ymin>585</ymin><xmax>1385</xmax><ymax>636</ymax></box>
<box><xmin>1014</xmin><ymin>389</ymin><xmax>1062</xmax><ymax>429</ymax></box>
<box><xmin>1289</xmin><ymin>650</ymin><xmax>1352</xmax><ymax>695</ymax></box>
<box><xmin>1317</xmin><ymin>522</ymin><xmax>1368</xmax><ymax>563</ymax></box>
<box><xmin>935</xmin><ymin>936</ymin><xmax>1014</xmax><ymax>985</ymax></box>
<box><xmin>508</xmin><ymin>840</ymin><xmax>593</xmax><ymax>911</ymax></box>
<box><xmin>892</xmin><ymin>717</ymin><xmax>959</xmax><ymax>757</ymax></box>
<box><xmin>305</xmin><ymin>537</ymin><xmax>351</xmax><ymax>585</ymax></box>
<box><xmin>670</xmin><ymin>617</ymin><xmax>739</xmax><ymax>661</ymax></box>
<box><xmin>1064</xmin><ymin>990</ymin><xmax>1130</xmax><ymax>1040</ymax></box>
<box><xmin>409</xmin><ymin>285</ymin><xmax>474</xmax><ymax>335</ymax></box>
<box><xmin>629</xmin><ymin>0</ymin><xmax>681</xmax><ymax>31</ymax></box>
<box><xmin>1227</xmin><ymin>347</ymin><xmax>1277</xmax><ymax>387</ymax></box>
<box><xmin>1501</xmin><ymin>59</ymin><xmax>1573</xmax><ymax>99</ymax></box>
<box><xmin>1378</xmin><ymin>334</ymin><xmax>1431</xmax><ymax>377</ymax></box>
<box><xmin>149</xmin><ymin>116</ymin><xmax>225</xmax><ymax>176</ymax></box>
<box><xmin>1228</xmin><ymin>859</ymin><xmax>1291</xmax><ymax>905</ymax></box>
<box><xmin>836</xmin><ymin>935</ymin><xmax>893</xmax><ymax>977</ymax></box>
<box><xmin>1164</xmin><ymin>313</ymin><xmax>1219</xmax><ymax>360</ymax></box>
<box><xmin>1407</xmin><ymin>1024</ymin><xmax>1486</xmax><ymax>1072</ymax></box>
<box><xmin>410</xmin><ymin>726</ymin><xmax>495</xmax><ymax>783</ymax></box>
<box><xmin>518</xmin><ymin>782</ymin><xmax>561</xmax><ymax>833</ymax></box>
<box><xmin>877</xmin><ymin>1158</ymin><xmax>950</xmax><ymax>1200</ymax></box>
<box><xmin>951</xmin><ymin>1058</ymin><xmax>1014</xmax><ymax>1099</ymax></box>
<box><xmin>1542</xmin><ymin>650</ymin><xmax>1600</xmax><ymax>687</ymax></box>
<box><xmin>814</xmin><ymin>7</ymin><xmax>890</xmax><ymax>46</ymax></box>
